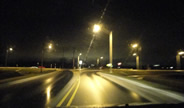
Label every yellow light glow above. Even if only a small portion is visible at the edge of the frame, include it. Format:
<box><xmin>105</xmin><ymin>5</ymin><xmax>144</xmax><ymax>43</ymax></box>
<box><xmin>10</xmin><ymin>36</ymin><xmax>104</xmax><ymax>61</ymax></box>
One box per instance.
<box><xmin>45</xmin><ymin>78</ymin><xmax>53</xmax><ymax>84</ymax></box>
<box><xmin>130</xmin><ymin>92</ymin><xmax>140</xmax><ymax>99</ymax></box>
<box><xmin>79</xmin><ymin>53</ymin><xmax>82</xmax><ymax>56</ymax></box>
<box><xmin>178</xmin><ymin>51</ymin><xmax>184</xmax><ymax>55</ymax></box>
<box><xmin>133</xmin><ymin>53</ymin><xmax>137</xmax><ymax>56</ymax></box>
<box><xmin>48</xmin><ymin>44</ymin><xmax>52</xmax><ymax>49</ymax></box>
<box><xmin>100</xmin><ymin>56</ymin><xmax>103</xmax><ymax>59</ymax></box>
<box><xmin>132</xmin><ymin>44</ymin><xmax>138</xmax><ymax>48</ymax></box>
<box><xmin>46</xmin><ymin>85</ymin><xmax>51</xmax><ymax>104</ymax></box>
<box><xmin>93</xmin><ymin>24</ymin><xmax>101</xmax><ymax>33</ymax></box>
<box><xmin>9</xmin><ymin>48</ymin><xmax>13</xmax><ymax>51</ymax></box>
<box><xmin>79</xmin><ymin>60</ymin><xmax>83</xmax><ymax>65</ymax></box>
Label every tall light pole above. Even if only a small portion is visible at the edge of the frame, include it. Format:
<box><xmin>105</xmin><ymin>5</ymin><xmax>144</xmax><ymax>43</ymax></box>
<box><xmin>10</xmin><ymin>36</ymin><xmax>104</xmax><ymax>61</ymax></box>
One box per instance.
<box><xmin>78</xmin><ymin>53</ymin><xmax>82</xmax><ymax>69</ymax></box>
<box><xmin>109</xmin><ymin>31</ymin><xmax>113</xmax><ymax>71</ymax></box>
<box><xmin>72</xmin><ymin>48</ymin><xmax>76</xmax><ymax>69</ymax></box>
<box><xmin>97</xmin><ymin>56</ymin><xmax>103</xmax><ymax>67</ymax></box>
<box><xmin>93</xmin><ymin>24</ymin><xmax>113</xmax><ymax>71</ymax></box>
<box><xmin>41</xmin><ymin>43</ymin><xmax>53</xmax><ymax>73</ymax></box>
<box><xmin>132</xmin><ymin>53</ymin><xmax>139</xmax><ymax>69</ymax></box>
<box><xmin>5</xmin><ymin>47</ymin><xmax>13</xmax><ymax>67</ymax></box>
<box><xmin>176</xmin><ymin>51</ymin><xmax>184</xmax><ymax>70</ymax></box>
<box><xmin>131</xmin><ymin>43</ymin><xmax>140</xmax><ymax>69</ymax></box>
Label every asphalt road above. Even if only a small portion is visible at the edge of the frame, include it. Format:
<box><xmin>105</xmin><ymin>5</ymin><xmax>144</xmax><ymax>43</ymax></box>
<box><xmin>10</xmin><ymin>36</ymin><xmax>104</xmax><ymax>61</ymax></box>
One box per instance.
<box><xmin>71</xmin><ymin>72</ymin><xmax>149</xmax><ymax>106</ymax></box>
<box><xmin>0</xmin><ymin>70</ymin><xmax>73</xmax><ymax>108</ymax></box>
<box><xmin>0</xmin><ymin>69</ymin><xmax>184</xmax><ymax>108</ymax></box>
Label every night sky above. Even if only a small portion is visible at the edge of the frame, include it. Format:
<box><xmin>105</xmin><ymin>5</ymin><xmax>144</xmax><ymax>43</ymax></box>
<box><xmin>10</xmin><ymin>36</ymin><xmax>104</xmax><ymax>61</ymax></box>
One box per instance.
<box><xmin>1</xmin><ymin>0</ymin><xmax>184</xmax><ymax>67</ymax></box>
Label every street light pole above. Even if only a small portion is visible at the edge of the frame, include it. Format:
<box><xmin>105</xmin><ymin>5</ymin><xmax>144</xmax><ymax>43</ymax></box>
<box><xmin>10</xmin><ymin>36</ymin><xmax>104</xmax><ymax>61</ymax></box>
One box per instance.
<box><xmin>78</xmin><ymin>53</ymin><xmax>82</xmax><ymax>69</ymax></box>
<box><xmin>97</xmin><ymin>58</ymin><xmax>99</xmax><ymax>67</ymax></box>
<box><xmin>176</xmin><ymin>54</ymin><xmax>180</xmax><ymax>70</ymax></box>
<box><xmin>41</xmin><ymin>49</ymin><xmax>44</xmax><ymax>73</ymax></box>
<box><xmin>136</xmin><ymin>55</ymin><xmax>140</xmax><ymax>69</ymax></box>
<box><xmin>5</xmin><ymin>48</ymin><xmax>13</xmax><ymax>67</ymax></box>
<box><xmin>176</xmin><ymin>51</ymin><xmax>184</xmax><ymax>70</ymax></box>
<box><xmin>40</xmin><ymin>43</ymin><xmax>53</xmax><ymax>73</ymax></box>
<box><xmin>72</xmin><ymin>48</ymin><xmax>75</xmax><ymax>69</ymax></box>
<box><xmin>131</xmin><ymin>43</ymin><xmax>141</xmax><ymax>69</ymax></box>
<box><xmin>109</xmin><ymin>31</ymin><xmax>113</xmax><ymax>72</ymax></box>
<box><xmin>92</xmin><ymin>24</ymin><xmax>113</xmax><ymax>71</ymax></box>
<box><xmin>97</xmin><ymin>56</ymin><xmax>103</xmax><ymax>68</ymax></box>
<box><xmin>78</xmin><ymin>56</ymin><xmax>80</xmax><ymax>68</ymax></box>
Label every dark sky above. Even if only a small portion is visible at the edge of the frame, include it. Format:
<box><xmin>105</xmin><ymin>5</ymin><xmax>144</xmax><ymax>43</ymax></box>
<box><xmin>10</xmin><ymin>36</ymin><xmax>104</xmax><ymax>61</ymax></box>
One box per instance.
<box><xmin>1</xmin><ymin>0</ymin><xmax>184</xmax><ymax>66</ymax></box>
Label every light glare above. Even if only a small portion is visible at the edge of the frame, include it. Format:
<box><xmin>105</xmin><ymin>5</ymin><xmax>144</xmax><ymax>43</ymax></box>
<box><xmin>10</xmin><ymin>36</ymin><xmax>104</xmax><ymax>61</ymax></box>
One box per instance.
<box><xmin>133</xmin><ymin>53</ymin><xmax>137</xmax><ymax>56</ymax></box>
<box><xmin>9</xmin><ymin>48</ymin><xmax>13</xmax><ymax>51</ymax></box>
<box><xmin>79</xmin><ymin>60</ymin><xmax>83</xmax><ymax>65</ymax></box>
<box><xmin>178</xmin><ymin>51</ymin><xmax>184</xmax><ymax>55</ymax></box>
<box><xmin>93</xmin><ymin>24</ymin><xmax>101</xmax><ymax>33</ymax></box>
<box><xmin>132</xmin><ymin>44</ymin><xmax>138</xmax><ymax>48</ymax></box>
<box><xmin>48</xmin><ymin>44</ymin><xmax>52</xmax><ymax>49</ymax></box>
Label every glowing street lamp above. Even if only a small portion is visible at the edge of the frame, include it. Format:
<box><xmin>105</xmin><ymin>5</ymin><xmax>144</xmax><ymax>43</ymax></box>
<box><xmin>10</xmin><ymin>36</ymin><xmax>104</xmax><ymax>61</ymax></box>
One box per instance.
<box><xmin>41</xmin><ymin>43</ymin><xmax>54</xmax><ymax>72</ymax></box>
<box><xmin>97</xmin><ymin>56</ymin><xmax>104</xmax><ymax>67</ymax></box>
<box><xmin>5</xmin><ymin>47</ymin><xmax>13</xmax><ymax>67</ymax></box>
<box><xmin>9</xmin><ymin>48</ymin><xmax>13</xmax><ymax>51</ymax></box>
<box><xmin>100</xmin><ymin>56</ymin><xmax>103</xmax><ymax>59</ymax></box>
<box><xmin>78</xmin><ymin>53</ymin><xmax>82</xmax><ymax>69</ymax></box>
<box><xmin>132</xmin><ymin>43</ymin><xmax>138</xmax><ymax>48</ymax></box>
<box><xmin>133</xmin><ymin>53</ymin><xmax>137</xmax><ymax>56</ymax></box>
<box><xmin>131</xmin><ymin>43</ymin><xmax>141</xmax><ymax>69</ymax></box>
<box><xmin>178</xmin><ymin>51</ymin><xmax>184</xmax><ymax>55</ymax></box>
<box><xmin>93</xmin><ymin>24</ymin><xmax>113</xmax><ymax>72</ymax></box>
<box><xmin>48</xmin><ymin>43</ymin><xmax>52</xmax><ymax>49</ymax></box>
<box><xmin>93</xmin><ymin>24</ymin><xmax>101</xmax><ymax>33</ymax></box>
<box><xmin>176</xmin><ymin>51</ymin><xmax>184</xmax><ymax>69</ymax></box>
<box><xmin>79</xmin><ymin>60</ymin><xmax>83</xmax><ymax>65</ymax></box>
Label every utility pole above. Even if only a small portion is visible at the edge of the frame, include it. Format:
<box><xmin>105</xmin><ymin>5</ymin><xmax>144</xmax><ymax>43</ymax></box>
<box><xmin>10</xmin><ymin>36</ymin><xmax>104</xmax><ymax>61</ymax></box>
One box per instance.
<box><xmin>41</xmin><ymin>50</ymin><xmax>44</xmax><ymax>73</ymax></box>
<box><xmin>176</xmin><ymin>51</ymin><xmax>184</xmax><ymax>70</ymax></box>
<box><xmin>109</xmin><ymin>31</ymin><xmax>113</xmax><ymax>73</ymax></box>
<box><xmin>72</xmin><ymin>48</ymin><xmax>76</xmax><ymax>69</ymax></box>
<box><xmin>136</xmin><ymin>55</ymin><xmax>140</xmax><ymax>69</ymax></box>
<box><xmin>62</xmin><ymin>47</ymin><xmax>64</xmax><ymax>68</ymax></box>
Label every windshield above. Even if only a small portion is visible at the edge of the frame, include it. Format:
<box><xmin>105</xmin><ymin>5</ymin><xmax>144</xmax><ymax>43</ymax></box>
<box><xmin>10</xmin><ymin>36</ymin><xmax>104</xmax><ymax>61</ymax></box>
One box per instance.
<box><xmin>0</xmin><ymin>0</ymin><xmax>184</xmax><ymax>108</ymax></box>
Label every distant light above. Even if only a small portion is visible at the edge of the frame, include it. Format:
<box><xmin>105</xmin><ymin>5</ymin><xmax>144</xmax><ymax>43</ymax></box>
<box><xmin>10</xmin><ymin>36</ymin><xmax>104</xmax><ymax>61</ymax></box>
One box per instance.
<box><xmin>153</xmin><ymin>64</ymin><xmax>160</xmax><ymax>67</ymax></box>
<box><xmin>178</xmin><ymin>51</ymin><xmax>184</xmax><ymax>55</ymax></box>
<box><xmin>79</xmin><ymin>53</ymin><xmax>82</xmax><ymax>56</ymax></box>
<box><xmin>132</xmin><ymin>44</ymin><xmax>138</xmax><ymax>48</ymax></box>
<box><xmin>100</xmin><ymin>56</ymin><xmax>103</xmax><ymax>59</ymax></box>
<box><xmin>170</xmin><ymin>66</ymin><xmax>173</xmax><ymax>69</ymax></box>
<box><xmin>93</xmin><ymin>24</ymin><xmax>101</xmax><ymax>33</ymax></box>
<box><xmin>133</xmin><ymin>53</ymin><xmax>137</xmax><ymax>56</ymax></box>
<box><xmin>106</xmin><ymin>63</ymin><xmax>113</xmax><ymax>67</ymax></box>
<box><xmin>117</xmin><ymin>62</ymin><xmax>122</xmax><ymax>66</ymax></box>
<box><xmin>9</xmin><ymin>48</ymin><xmax>13</xmax><ymax>51</ymax></box>
<box><xmin>91</xmin><ymin>64</ymin><xmax>95</xmax><ymax>67</ymax></box>
<box><xmin>79</xmin><ymin>60</ymin><xmax>83</xmax><ymax>65</ymax></box>
<box><xmin>48</xmin><ymin>44</ymin><xmax>52</xmax><ymax>49</ymax></box>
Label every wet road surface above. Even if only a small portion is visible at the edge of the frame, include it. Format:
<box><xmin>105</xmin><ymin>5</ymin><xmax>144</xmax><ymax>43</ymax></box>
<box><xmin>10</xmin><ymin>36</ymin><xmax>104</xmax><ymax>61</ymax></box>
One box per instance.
<box><xmin>1</xmin><ymin>69</ymin><xmax>184</xmax><ymax>108</ymax></box>
<box><xmin>0</xmin><ymin>70</ymin><xmax>73</xmax><ymax>108</ymax></box>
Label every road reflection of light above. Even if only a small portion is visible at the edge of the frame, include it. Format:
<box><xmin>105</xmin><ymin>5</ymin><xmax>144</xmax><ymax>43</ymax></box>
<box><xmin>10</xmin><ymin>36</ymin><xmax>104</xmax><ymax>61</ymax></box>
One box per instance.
<box><xmin>82</xmin><ymin>75</ymin><xmax>102</xmax><ymax>103</ymax></box>
<box><xmin>46</xmin><ymin>85</ymin><xmax>52</xmax><ymax>104</ymax></box>
<box><xmin>93</xmin><ymin>75</ymin><xmax>105</xmax><ymax>91</ymax></box>
<box><xmin>45</xmin><ymin>78</ymin><xmax>53</xmax><ymax>84</ymax></box>
<box><xmin>130</xmin><ymin>92</ymin><xmax>140</xmax><ymax>100</ymax></box>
